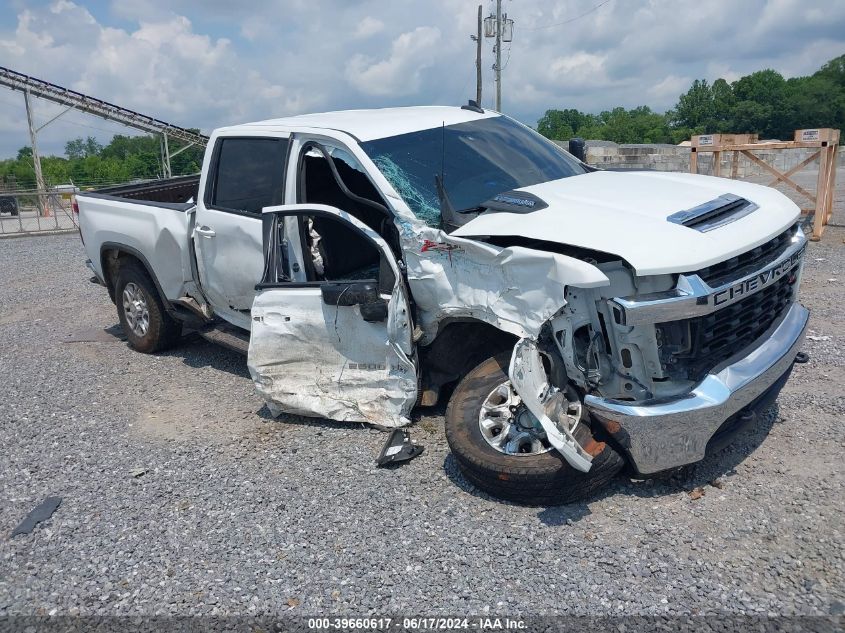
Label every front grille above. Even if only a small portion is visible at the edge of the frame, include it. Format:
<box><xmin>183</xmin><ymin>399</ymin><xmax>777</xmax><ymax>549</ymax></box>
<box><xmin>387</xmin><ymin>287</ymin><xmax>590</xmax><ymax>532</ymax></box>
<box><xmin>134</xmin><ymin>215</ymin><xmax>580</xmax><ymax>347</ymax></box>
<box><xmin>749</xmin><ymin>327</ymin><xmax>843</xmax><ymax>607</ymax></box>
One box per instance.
<box><xmin>658</xmin><ymin>273</ymin><xmax>796</xmax><ymax>381</ymax></box>
<box><xmin>691</xmin><ymin>225</ymin><xmax>797</xmax><ymax>287</ymax></box>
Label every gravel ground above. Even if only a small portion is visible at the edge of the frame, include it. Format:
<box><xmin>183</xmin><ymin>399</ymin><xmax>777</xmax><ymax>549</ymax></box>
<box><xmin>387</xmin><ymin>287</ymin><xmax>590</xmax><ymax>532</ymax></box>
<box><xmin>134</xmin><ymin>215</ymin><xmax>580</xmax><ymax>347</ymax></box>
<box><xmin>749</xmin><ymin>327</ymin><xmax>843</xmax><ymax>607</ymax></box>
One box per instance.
<box><xmin>0</xmin><ymin>170</ymin><xmax>843</xmax><ymax>620</ymax></box>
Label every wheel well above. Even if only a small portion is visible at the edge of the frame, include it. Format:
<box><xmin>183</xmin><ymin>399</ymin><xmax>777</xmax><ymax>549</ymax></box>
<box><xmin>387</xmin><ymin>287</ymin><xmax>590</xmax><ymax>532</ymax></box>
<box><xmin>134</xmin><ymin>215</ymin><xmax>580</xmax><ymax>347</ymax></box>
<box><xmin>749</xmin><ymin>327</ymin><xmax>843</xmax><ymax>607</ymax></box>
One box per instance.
<box><xmin>418</xmin><ymin>320</ymin><xmax>519</xmax><ymax>407</ymax></box>
<box><xmin>100</xmin><ymin>247</ymin><xmax>166</xmax><ymax>308</ymax></box>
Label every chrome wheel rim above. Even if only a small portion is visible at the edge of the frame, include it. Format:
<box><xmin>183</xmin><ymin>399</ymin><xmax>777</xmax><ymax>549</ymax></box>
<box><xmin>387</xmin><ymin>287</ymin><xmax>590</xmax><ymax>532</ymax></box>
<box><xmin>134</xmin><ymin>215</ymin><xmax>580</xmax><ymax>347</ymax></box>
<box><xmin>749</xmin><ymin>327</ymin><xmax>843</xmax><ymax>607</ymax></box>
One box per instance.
<box><xmin>478</xmin><ymin>381</ymin><xmax>583</xmax><ymax>456</ymax></box>
<box><xmin>122</xmin><ymin>282</ymin><xmax>150</xmax><ymax>337</ymax></box>
<box><xmin>478</xmin><ymin>381</ymin><xmax>547</xmax><ymax>455</ymax></box>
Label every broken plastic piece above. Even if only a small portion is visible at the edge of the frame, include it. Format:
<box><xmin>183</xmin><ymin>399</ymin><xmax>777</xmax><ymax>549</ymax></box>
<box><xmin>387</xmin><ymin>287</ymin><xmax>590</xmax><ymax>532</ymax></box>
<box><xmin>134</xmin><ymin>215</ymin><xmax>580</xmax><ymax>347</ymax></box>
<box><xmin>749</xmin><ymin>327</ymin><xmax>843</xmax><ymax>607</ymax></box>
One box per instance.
<box><xmin>11</xmin><ymin>496</ymin><xmax>62</xmax><ymax>537</ymax></box>
<box><xmin>376</xmin><ymin>429</ymin><xmax>423</xmax><ymax>467</ymax></box>
<box><xmin>509</xmin><ymin>339</ymin><xmax>593</xmax><ymax>472</ymax></box>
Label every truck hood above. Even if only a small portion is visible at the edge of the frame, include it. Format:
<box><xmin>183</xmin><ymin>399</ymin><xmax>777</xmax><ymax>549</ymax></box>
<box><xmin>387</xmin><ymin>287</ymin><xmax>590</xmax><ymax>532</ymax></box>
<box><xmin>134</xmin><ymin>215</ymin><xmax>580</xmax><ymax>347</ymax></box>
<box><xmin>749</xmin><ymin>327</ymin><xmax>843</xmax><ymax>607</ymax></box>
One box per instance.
<box><xmin>451</xmin><ymin>171</ymin><xmax>800</xmax><ymax>276</ymax></box>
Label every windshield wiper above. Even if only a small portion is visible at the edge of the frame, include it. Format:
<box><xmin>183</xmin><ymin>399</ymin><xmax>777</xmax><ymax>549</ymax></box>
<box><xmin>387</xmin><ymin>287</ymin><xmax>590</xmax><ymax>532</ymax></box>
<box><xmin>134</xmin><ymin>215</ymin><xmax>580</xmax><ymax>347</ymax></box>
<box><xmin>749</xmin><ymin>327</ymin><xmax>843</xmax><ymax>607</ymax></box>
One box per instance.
<box><xmin>435</xmin><ymin>174</ymin><xmax>479</xmax><ymax>232</ymax></box>
<box><xmin>455</xmin><ymin>205</ymin><xmax>486</xmax><ymax>214</ymax></box>
<box><xmin>435</xmin><ymin>174</ymin><xmax>485</xmax><ymax>215</ymax></box>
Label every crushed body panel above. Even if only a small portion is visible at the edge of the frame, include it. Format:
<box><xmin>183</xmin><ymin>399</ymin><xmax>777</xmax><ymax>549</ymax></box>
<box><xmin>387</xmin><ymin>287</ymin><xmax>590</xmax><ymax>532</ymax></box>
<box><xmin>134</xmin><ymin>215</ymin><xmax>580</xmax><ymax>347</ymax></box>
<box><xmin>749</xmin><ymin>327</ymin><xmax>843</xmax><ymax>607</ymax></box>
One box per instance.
<box><xmin>400</xmin><ymin>223</ymin><xmax>610</xmax><ymax>344</ymax></box>
<box><xmin>248</xmin><ymin>206</ymin><xmax>417</xmax><ymax>427</ymax></box>
<box><xmin>509</xmin><ymin>339</ymin><xmax>593</xmax><ymax>472</ymax></box>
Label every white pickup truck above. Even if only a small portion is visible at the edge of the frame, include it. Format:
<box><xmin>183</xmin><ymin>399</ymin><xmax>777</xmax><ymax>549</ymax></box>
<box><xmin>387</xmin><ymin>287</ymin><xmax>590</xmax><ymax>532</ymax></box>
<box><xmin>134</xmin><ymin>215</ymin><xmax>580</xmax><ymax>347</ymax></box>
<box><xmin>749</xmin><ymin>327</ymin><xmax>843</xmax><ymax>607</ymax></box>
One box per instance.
<box><xmin>77</xmin><ymin>105</ymin><xmax>808</xmax><ymax>504</ymax></box>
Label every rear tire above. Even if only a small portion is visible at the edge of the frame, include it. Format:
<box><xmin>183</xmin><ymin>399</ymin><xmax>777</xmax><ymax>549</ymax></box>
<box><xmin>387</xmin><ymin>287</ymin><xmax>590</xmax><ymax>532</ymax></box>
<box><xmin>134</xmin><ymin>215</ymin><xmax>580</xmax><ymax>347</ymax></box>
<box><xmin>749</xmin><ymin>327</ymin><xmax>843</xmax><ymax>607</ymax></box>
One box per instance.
<box><xmin>445</xmin><ymin>352</ymin><xmax>624</xmax><ymax>505</ymax></box>
<box><xmin>115</xmin><ymin>261</ymin><xmax>182</xmax><ymax>353</ymax></box>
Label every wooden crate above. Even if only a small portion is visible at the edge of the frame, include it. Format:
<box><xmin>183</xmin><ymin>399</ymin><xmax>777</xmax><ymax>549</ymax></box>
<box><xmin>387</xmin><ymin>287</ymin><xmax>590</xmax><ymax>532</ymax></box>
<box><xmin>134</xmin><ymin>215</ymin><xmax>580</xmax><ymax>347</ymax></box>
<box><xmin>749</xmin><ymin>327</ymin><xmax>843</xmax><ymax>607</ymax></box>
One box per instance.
<box><xmin>690</xmin><ymin>128</ymin><xmax>840</xmax><ymax>241</ymax></box>
<box><xmin>691</xmin><ymin>133</ymin><xmax>758</xmax><ymax>148</ymax></box>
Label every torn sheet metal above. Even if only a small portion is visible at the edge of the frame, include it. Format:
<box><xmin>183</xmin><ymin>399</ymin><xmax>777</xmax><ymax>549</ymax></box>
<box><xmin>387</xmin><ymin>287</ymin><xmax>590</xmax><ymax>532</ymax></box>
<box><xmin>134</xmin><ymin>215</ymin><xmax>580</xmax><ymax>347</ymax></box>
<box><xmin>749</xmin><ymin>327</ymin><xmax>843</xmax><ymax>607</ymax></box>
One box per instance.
<box><xmin>248</xmin><ymin>201</ymin><xmax>607</xmax><ymax>430</ymax></box>
<box><xmin>509</xmin><ymin>339</ymin><xmax>593</xmax><ymax>472</ymax></box>
<box><xmin>248</xmin><ymin>209</ymin><xmax>417</xmax><ymax>427</ymax></box>
<box><xmin>249</xmin><ymin>283</ymin><xmax>416</xmax><ymax>427</ymax></box>
<box><xmin>400</xmin><ymin>224</ymin><xmax>609</xmax><ymax>344</ymax></box>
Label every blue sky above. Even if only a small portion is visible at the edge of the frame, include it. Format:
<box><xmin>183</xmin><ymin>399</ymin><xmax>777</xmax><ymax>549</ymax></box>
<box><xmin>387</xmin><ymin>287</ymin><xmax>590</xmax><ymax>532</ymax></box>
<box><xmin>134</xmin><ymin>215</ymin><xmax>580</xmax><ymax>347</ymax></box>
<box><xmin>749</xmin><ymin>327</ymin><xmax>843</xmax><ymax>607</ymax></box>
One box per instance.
<box><xmin>1</xmin><ymin>0</ymin><xmax>844</xmax><ymax>158</ymax></box>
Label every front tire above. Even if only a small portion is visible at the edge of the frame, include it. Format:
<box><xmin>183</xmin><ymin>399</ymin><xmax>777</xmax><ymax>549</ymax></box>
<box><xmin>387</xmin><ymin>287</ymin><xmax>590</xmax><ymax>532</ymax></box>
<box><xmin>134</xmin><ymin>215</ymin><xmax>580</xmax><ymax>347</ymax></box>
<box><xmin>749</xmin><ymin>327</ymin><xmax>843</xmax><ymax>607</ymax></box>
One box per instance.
<box><xmin>445</xmin><ymin>353</ymin><xmax>624</xmax><ymax>505</ymax></box>
<box><xmin>115</xmin><ymin>261</ymin><xmax>182</xmax><ymax>353</ymax></box>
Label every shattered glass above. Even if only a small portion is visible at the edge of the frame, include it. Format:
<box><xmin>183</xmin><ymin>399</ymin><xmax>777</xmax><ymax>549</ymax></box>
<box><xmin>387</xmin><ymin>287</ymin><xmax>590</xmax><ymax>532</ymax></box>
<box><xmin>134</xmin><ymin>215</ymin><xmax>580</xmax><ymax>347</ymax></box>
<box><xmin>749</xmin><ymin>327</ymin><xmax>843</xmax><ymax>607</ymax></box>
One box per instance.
<box><xmin>373</xmin><ymin>156</ymin><xmax>441</xmax><ymax>228</ymax></box>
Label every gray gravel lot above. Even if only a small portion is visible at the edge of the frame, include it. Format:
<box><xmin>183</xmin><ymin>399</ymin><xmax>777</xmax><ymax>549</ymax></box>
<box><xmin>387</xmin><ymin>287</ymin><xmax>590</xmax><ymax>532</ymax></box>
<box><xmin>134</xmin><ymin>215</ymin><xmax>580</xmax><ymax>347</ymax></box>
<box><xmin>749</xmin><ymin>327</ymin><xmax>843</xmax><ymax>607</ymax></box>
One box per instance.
<box><xmin>0</xmin><ymin>171</ymin><xmax>843</xmax><ymax>619</ymax></box>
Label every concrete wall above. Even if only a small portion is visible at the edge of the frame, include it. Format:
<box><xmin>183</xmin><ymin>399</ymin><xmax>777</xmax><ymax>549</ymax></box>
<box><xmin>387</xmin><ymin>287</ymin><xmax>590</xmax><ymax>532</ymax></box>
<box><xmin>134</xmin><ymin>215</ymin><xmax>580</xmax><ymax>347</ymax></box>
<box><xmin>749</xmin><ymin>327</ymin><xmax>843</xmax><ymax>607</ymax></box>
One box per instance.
<box><xmin>554</xmin><ymin>140</ymin><xmax>845</xmax><ymax>176</ymax></box>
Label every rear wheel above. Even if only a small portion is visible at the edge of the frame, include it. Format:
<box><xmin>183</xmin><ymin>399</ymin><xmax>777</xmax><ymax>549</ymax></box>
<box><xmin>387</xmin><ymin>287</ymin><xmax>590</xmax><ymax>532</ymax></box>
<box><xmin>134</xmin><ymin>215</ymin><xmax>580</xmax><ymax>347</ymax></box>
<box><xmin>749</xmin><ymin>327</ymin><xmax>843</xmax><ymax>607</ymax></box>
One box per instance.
<box><xmin>445</xmin><ymin>352</ymin><xmax>624</xmax><ymax>505</ymax></box>
<box><xmin>115</xmin><ymin>261</ymin><xmax>182</xmax><ymax>353</ymax></box>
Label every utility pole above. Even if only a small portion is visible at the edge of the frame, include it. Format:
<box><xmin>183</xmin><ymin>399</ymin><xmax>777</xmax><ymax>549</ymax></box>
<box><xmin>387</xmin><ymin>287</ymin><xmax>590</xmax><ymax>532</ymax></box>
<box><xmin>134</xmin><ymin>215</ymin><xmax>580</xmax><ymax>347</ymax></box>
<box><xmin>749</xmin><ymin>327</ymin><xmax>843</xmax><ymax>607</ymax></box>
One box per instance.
<box><xmin>484</xmin><ymin>3</ymin><xmax>512</xmax><ymax>112</ymax></box>
<box><xmin>495</xmin><ymin>0</ymin><xmax>502</xmax><ymax>112</ymax></box>
<box><xmin>473</xmin><ymin>5</ymin><xmax>483</xmax><ymax>105</ymax></box>
<box><xmin>23</xmin><ymin>88</ymin><xmax>47</xmax><ymax>216</ymax></box>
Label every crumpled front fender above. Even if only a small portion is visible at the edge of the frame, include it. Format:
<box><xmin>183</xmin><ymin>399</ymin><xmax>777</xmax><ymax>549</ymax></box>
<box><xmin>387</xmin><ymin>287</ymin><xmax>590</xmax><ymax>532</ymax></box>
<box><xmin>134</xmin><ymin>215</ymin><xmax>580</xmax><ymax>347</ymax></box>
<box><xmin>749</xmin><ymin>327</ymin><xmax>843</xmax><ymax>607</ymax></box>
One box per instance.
<box><xmin>508</xmin><ymin>338</ymin><xmax>594</xmax><ymax>472</ymax></box>
<box><xmin>401</xmin><ymin>225</ymin><xmax>610</xmax><ymax>344</ymax></box>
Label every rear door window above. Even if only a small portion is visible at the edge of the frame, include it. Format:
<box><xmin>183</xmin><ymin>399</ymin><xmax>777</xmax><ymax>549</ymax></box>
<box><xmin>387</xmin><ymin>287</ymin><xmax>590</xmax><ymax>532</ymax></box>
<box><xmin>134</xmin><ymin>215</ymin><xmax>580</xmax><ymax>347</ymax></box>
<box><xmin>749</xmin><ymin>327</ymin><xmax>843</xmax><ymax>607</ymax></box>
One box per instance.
<box><xmin>207</xmin><ymin>137</ymin><xmax>288</xmax><ymax>215</ymax></box>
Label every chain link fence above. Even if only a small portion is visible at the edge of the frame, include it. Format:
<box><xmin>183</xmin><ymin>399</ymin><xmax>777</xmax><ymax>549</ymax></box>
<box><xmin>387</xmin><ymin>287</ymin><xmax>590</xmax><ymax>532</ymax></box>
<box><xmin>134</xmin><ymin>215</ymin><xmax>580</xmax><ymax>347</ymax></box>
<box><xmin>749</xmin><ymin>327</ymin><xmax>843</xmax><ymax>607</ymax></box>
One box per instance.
<box><xmin>0</xmin><ymin>189</ymin><xmax>79</xmax><ymax>236</ymax></box>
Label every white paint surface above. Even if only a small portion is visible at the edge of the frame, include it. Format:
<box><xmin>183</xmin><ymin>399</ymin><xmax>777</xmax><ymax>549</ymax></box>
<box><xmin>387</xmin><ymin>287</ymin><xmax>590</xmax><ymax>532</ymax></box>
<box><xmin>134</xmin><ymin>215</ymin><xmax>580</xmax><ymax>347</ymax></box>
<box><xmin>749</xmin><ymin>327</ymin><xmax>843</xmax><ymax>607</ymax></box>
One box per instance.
<box><xmin>453</xmin><ymin>170</ymin><xmax>801</xmax><ymax>276</ymax></box>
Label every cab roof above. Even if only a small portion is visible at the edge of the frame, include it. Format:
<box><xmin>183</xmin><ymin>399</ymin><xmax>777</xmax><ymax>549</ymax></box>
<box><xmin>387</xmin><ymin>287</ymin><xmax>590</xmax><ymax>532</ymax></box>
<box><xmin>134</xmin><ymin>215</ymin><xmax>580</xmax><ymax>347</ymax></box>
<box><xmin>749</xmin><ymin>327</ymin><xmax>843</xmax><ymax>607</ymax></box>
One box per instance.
<box><xmin>225</xmin><ymin>106</ymin><xmax>500</xmax><ymax>142</ymax></box>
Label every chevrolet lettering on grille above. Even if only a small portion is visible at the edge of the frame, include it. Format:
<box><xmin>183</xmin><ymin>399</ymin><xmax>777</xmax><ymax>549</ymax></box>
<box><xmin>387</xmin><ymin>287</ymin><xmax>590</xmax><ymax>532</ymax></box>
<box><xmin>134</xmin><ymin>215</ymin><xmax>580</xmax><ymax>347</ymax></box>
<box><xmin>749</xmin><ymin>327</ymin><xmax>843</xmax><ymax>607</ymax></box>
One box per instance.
<box><xmin>712</xmin><ymin>245</ymin><xmax>805</xmax><ymax>307</ymax></box>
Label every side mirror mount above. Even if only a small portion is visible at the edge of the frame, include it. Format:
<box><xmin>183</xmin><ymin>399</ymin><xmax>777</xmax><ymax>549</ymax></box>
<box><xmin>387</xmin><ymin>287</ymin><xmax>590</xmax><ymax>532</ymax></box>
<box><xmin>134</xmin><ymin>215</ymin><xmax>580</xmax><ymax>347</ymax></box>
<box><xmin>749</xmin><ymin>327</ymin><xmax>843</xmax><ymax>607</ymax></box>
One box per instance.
<box><xmin>568</xmin><ymin>137</ymin><xmax>586</xmax><ymax>162</ymax></box>
<box><xmin>320</xmin><ymin>281</ymin><xmax>388</xmax><ymax>322</ymax></box>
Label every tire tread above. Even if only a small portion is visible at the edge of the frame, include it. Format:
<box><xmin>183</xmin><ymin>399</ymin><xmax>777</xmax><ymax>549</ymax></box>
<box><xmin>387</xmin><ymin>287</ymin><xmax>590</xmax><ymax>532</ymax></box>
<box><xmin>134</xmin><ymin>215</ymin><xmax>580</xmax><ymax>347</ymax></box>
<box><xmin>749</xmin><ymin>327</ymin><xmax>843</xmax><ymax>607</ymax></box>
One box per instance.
<box><xmin>445</xmin><ymin>353</ymin><xmax>624</xmax><ymax>505</ymax></box>
<box><xmin>115</xmin><ymin>260</ymin><xmax>182</xmax><ymax>353</ymax></box>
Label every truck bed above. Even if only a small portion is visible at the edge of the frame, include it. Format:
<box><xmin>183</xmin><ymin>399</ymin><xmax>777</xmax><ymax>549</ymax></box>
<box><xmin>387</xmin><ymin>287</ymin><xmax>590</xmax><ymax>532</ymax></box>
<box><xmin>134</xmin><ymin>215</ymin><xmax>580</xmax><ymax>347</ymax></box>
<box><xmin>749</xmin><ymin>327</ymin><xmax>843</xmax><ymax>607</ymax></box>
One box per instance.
<box><xmin>76</xmin><ymin>177</ymin><xmax>199</xmax><ymax>304</ymax></box>
<box><xmin>92</xmin><ymin>174</ymin><xmax>200</xmax><ymax>205</ymax></box>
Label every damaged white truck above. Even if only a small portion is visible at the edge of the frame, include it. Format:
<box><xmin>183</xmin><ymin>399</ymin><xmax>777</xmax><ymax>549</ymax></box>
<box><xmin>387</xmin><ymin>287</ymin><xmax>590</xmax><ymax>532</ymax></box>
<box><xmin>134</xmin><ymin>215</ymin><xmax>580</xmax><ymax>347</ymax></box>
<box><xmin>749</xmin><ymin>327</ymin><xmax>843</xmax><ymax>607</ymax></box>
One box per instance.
<box><xmin>77</xmin><ymin>105</ymin><xmax>809</xmax><ymax>504</ymax></box>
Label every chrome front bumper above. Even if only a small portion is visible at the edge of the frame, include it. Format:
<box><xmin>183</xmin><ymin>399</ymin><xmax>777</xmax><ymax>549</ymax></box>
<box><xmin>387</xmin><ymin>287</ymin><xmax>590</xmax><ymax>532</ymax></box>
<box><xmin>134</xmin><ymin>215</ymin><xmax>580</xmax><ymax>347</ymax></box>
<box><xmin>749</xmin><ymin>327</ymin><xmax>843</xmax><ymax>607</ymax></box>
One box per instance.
<box><xmin>585</xmin><ymin>302</ymin><xmax>809</xmax><ymax>475</ymax></box>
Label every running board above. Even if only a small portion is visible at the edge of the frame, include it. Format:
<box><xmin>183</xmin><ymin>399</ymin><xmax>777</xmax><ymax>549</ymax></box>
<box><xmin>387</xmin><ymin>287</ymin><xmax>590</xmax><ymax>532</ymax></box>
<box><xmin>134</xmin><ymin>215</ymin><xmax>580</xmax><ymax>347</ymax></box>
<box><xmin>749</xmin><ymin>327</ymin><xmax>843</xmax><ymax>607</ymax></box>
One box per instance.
<box><xmin>197</xmin><ymin>323</ymin><xmax>250</xmax><ymax>355</ymax></box>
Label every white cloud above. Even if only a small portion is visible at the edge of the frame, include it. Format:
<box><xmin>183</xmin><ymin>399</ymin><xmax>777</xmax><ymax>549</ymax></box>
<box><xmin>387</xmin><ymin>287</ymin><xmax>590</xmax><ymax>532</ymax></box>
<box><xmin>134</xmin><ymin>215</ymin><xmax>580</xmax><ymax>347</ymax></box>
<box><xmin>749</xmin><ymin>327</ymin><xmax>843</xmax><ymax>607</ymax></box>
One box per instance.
<box><xmin>0</xmin><ymin>0</ymin><xmax>843</xmax><ymax>157</ymax></box>
<box><xmin>0</xmin><ymin>1</ymin><xmax>313</xmax><ymax>147</ymax></box>
<box><xmin>648</xmin><ymin>75</ymin><xmax>692</xmax><ymax>103</ymax></box>
<box><xmin>354</xmin><ymin>16</ymin><xmax>384</xmax><ymax>39</ymax></box>
<box><xmin>548</xmin><ymin>52</ymin><xmax>609</xmax><ymax>86</ymax></box>
<box><xmin>345</xmin><ymin>26</ymin><xmax>442</xmax><ymax>97</ymax></box>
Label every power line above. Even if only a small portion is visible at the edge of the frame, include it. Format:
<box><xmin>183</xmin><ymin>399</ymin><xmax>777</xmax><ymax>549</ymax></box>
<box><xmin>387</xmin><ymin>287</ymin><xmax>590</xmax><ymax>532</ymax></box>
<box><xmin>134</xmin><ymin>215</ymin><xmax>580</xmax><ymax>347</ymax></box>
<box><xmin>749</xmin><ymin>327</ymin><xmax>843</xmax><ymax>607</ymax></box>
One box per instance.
<box><xmin>501</xmin><ymin>42</ymin><xmax>512</xmax><ymax>71</ymax></box>
<box><xmin>456</xmin><ymin>63</ymin><xmax>475</xmax><ymax>104</ymax></box>
<box><xmin>520</xmin><ymin>0</ymin><xmax>613</xmax><ymax>31</ymax></box>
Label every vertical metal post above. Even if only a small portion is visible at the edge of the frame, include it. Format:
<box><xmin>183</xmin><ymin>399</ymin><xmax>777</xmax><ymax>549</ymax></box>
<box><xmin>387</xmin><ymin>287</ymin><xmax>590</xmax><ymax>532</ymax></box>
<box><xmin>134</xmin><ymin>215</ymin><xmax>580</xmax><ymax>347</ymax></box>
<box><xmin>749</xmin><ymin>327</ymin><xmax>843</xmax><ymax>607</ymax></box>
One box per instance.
<box><xmin>24</xmin><ymin>88</ymin><xmax>47</xmax><ymax>216</ymax></box>
<box><xmin>161</xmin><ymin>132</ymin><xmax>172</xmax><ymax>179</ymax></box>
<box><xmin>475</xmin><ymin>5</ymin><xmax>483</xmax><ymax>105</ymax></box>
<box><xmin>495</xmin><ymin>0</ymin><xmax>502</xmax><ymax>112</ymax></box>
<box><xmin>812</xmin><ymin>143</ymin><xmax>830</xmax><ymax>241</ymax></box>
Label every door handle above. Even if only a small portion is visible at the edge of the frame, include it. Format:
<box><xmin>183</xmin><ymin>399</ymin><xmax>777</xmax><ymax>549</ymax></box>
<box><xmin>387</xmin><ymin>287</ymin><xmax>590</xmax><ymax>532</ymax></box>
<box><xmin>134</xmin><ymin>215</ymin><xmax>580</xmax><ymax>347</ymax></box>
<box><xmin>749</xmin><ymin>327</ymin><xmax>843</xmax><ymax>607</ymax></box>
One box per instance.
<box><xmin>195</xmin><ymin>225</ymin><xmax>216</xmax><ymax>238</ymax></box>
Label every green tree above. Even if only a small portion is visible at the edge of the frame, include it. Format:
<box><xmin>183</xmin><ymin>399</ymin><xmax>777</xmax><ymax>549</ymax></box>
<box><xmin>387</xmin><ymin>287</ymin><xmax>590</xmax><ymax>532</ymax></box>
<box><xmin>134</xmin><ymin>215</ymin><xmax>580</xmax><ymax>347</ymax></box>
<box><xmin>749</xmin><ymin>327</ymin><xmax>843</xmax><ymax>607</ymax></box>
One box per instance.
<box><xmin>65</xmin><ymin>138</ymin><xmax>85</xmax><ymax>159</ymax></box>
<box><xmin>815</xmin><ymin>54</ymin><xmax>845</xmax><ymax>87</ymax></box>
<box><xmin>537</xmin><ymin>108</ymin><xmax>597</xmax><ymax>139</ymax></box>
<box><xmin>729</xmin><ymin>69</ymin><xmax>788</xmax><ymax>137</ymax></box>
<box><xmin>670</xmin><ymin>79</ymin><xmax>715</xmax><ymax>130</ymax></box>
<box><xmin>536</xmin><ymin>55</ymin><xmax>844</xmax><ymax>146</ymax></box>
<box><xmin>65</xmin><ymin>136</ymin><xmax>103</xmax><ymax>159</ymax></box>
<box><xmin>729</xmin><ymin>100</ymin><xmax>774</xmax><ymax>136</ymax></box>
<box><xmin>710</xmin><ymin>78</ymin><xmax>735</xmax><ymax>131</ymax></box>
